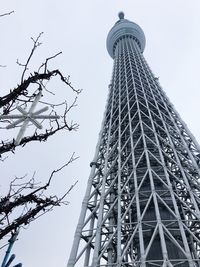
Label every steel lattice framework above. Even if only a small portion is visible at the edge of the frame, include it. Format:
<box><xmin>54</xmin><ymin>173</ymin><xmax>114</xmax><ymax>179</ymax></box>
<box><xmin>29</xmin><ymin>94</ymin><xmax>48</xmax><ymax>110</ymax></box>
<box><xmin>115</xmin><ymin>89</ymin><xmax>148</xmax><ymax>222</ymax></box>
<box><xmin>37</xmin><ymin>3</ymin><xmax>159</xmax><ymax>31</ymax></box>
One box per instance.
<box><xmin>67</xmin><ymin>13</ymin><xmax>200</xmax><ymax>267</ymax></box>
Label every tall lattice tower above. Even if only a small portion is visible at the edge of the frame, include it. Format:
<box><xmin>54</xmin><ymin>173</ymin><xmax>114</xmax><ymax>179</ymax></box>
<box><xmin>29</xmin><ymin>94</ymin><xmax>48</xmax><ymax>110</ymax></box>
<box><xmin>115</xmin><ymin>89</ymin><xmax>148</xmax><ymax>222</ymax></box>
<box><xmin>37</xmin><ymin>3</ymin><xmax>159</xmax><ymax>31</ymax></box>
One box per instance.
<box><xmin>67</xmin><ymin>12</ymin><xmax>200</xmax><ymax>267</ymax></box>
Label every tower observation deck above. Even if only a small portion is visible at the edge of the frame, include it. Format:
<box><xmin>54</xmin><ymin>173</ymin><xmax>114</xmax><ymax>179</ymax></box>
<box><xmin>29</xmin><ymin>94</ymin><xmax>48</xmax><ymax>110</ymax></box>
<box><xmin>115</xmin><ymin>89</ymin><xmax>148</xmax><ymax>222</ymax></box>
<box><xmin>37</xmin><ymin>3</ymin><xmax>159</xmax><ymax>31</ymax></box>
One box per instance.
<box><xmin>67</xmin><ymin>12</ymin><xmax>200</xmax><ymax>267</ymax></box>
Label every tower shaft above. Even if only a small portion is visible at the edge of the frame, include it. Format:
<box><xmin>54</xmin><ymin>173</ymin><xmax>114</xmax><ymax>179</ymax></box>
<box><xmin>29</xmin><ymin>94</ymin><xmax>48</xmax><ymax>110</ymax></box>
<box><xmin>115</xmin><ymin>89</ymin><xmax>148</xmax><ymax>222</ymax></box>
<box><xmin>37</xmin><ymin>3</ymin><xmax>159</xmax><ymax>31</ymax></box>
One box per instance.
<box><xmin>67</xmin><ymin>15</ymin><xmax>200</xmax><ymax>267</ymax></box>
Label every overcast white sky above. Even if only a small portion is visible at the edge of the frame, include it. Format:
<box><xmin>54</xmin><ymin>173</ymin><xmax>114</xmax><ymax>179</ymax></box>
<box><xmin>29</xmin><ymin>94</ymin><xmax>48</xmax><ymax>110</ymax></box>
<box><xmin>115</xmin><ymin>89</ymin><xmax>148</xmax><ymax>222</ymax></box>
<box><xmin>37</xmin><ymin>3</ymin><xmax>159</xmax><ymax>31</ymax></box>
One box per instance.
<box><xmin>1</xmin><ymin>1</ymin><xmax>200</xmax><ymax>266</ymax></box>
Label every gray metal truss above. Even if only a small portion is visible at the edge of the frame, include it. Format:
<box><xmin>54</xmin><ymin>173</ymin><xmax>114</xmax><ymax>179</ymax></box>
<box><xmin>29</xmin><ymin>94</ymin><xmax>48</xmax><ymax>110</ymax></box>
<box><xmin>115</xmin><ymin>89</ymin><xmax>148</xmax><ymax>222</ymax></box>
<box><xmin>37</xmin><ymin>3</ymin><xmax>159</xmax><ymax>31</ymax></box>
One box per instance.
<box><xmin>67</xmin><ymin>36</ymin><xmax>200</xmax><ymax>267</ymax></box>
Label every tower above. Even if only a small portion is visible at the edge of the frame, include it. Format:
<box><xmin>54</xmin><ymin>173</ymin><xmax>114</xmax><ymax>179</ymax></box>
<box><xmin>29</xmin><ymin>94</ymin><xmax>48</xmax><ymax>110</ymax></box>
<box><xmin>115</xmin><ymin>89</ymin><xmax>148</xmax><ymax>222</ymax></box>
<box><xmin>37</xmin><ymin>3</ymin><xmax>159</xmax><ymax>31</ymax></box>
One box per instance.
<box><xmin>68</xmin><ymin>12</ymin><xmax>200</xmax><ymax>267</ymax></box>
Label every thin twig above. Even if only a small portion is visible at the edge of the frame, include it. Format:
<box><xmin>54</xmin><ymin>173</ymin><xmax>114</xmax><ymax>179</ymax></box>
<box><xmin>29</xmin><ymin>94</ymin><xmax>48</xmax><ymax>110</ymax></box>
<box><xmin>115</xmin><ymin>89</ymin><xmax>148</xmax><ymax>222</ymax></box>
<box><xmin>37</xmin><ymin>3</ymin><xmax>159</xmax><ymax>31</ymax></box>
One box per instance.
<box><xmin>18</xmin><ymin>32</ymin><xmax>44</xmax><ymax>83</ymax></box>
<box><xmin>0</xmin><ymin>11</ymin><xmax>14</xmax><ymax>17</ymax></box>
<box><xmin>38</xmin><ymin>52</ymin><xmax>62</xmax><ymax>74</ymax></box>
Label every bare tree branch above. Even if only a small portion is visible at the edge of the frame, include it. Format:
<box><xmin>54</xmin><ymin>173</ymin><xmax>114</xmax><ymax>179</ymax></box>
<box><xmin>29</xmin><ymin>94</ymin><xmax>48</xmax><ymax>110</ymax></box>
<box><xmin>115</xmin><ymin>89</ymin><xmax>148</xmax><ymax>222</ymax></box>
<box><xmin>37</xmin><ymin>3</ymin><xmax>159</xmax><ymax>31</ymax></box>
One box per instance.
<box><xmin>0</xmin><ymin>154</ymin><xmax>78</xmax><ymax>240</ymax></box>
<box><xmin>17</xmin><ymin>32</ymin><xmax>44</xmax><ymax>83</ymax></box>
<box><xmin>38</xmin><ymin>51</ymin><xmax>63</xmax><ymax>74</ymax></box>
<box><xmin>0</xmin><ymin>69</ymin><xmax>81</xmax><ymax>115</ymax></box>
<box><xmin>0</xmin><ymin>96</ymin><xmax>78</xmax><ymax>155</ymax></box>
<box><xmin>0</xmin><ymin>30</ymin><xmax>81</xmax><ymax>246</ymax></box>
<box><xmin>0</xmin><ymin>11</ymin><xmax>14</xmax><ymax>18</ymax></box>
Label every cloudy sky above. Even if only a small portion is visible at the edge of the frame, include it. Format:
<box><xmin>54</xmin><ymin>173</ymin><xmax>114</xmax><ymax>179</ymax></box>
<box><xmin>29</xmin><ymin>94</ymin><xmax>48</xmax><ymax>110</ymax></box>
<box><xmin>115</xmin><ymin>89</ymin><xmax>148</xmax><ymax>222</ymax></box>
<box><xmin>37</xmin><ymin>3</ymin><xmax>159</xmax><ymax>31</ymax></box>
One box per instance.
<box><xmin>1</xmin><ymin>1</ymin><xmax>200</xmax><ymax>266</ymax></box>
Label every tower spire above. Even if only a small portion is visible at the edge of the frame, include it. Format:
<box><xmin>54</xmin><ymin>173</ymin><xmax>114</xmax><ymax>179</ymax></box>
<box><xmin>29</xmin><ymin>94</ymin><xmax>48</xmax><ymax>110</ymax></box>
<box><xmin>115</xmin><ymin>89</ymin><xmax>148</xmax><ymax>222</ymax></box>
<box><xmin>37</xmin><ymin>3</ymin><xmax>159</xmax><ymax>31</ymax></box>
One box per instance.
<box><xmin>118</xmin><ymin>11</ymin><xmax>124</xmax><ymax>20</ymax></box>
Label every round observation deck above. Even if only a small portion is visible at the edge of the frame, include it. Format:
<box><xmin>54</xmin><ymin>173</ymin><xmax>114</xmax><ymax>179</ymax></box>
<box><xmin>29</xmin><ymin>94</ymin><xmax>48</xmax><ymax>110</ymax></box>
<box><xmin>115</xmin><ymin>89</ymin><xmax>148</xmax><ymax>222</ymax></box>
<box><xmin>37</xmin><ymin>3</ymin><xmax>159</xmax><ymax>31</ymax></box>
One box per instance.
<box><xmin>106</xmin><ymin>12</ymin><xmax>146</xmax><ymax>59</ymax></box>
